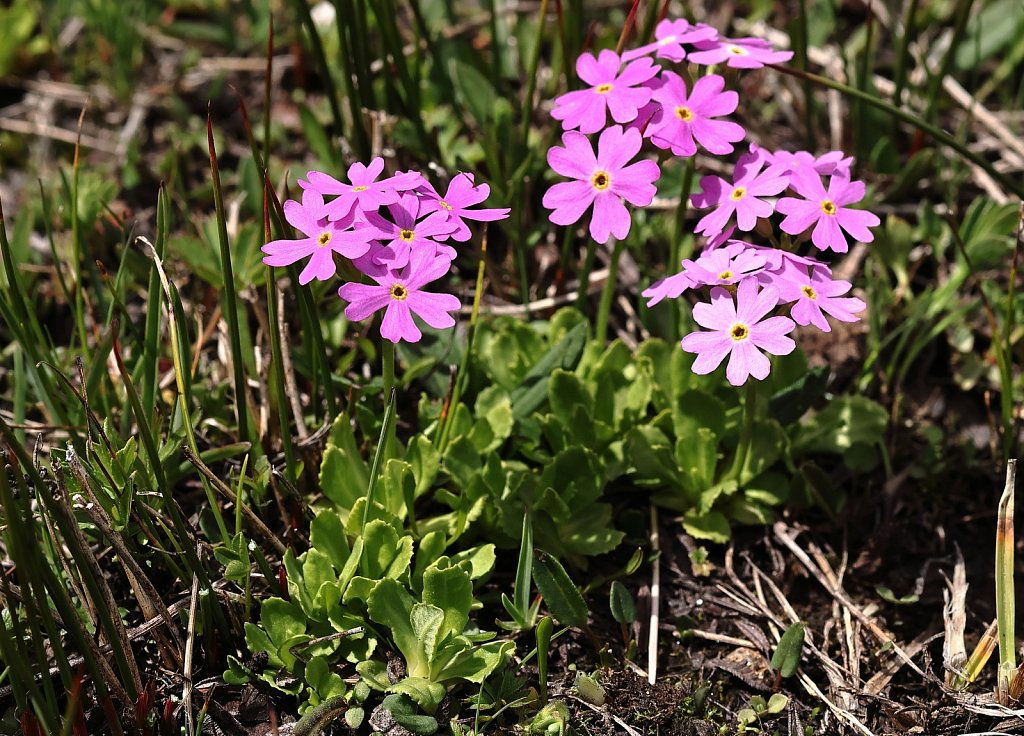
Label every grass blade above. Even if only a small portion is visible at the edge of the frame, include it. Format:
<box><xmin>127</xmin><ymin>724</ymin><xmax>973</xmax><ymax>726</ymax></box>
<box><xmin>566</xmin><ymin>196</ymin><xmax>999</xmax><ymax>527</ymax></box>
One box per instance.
<box><xmin>996</xmin><ymin>458</ymin><xmax>1016</xmax><ymax>704</ymax></box>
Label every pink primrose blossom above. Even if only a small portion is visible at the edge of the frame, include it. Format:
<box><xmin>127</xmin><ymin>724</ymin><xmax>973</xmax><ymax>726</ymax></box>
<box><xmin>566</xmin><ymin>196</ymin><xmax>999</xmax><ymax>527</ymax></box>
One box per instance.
<box><xmin>543</xmin><ymin>125</ymin><xmax>660</xmax><ymax>244</ymax></box>
<box><xmin>764</xmin><ymin>149</ymin><xmax>853</xmax><ymax>178</ymax></box>
<box><xmin>338</xmin><ymin>245</ymin><xmax>460</xmax><ymax>344</ymax></box>
<box><xmin>687</xmin><ymin>35</ymin><xmax>794</xmax><ymax>69</ymax></box>
<box><xmin>261</xmin><ymin>189</ymin><xmax>374</xmax><ymax>285</ymax></box>
<box><xmin>551</xmin><ymin>50</ymin><xmax>660</xmax><ymax>134</ymax></box>
<box><xmin>691</xmin><ymin>152</ymin><xmax>789</xmax><ymax>237</ymax></box>
<box><xmin>366</xmin><ymin>193</ymin><xmax>459</xmax><ymax>269</ymax></box>
<box><xmin>645</xmin><ymin>72</ymin><xmax>745</xmax><ymax>157</ymax></box>
<box><xmin>680</xmin><ymin>278</ymin><xmax>796</xmax><ymax>385</ymax></box>
<box><xmin>419</xmin><ymin>173</ymin><xmax>511</xmax><ymax>242</ymax></box>
<box><xmin>771</xmin><ymin>260</ymin><xmax>865</xmax><ymax>332</ymax></box>
<box><xmin>622</xmin><ymin>19</ymin><xmax>719</xmax><ymax>62</ymax></box>
<box><xmin>775</xmin><ymin>168</ymin><xmax>880</xmax><ymax>253</ymax></box>
<box><xmin>682</xmin><ymin>239</ymin><xmax>767</xmax><ymax>287</ymax></box>
<box><xmin>302</xmin><ymin>158</ymin><xmax>425</xmax><ymax>221</ymax></box>
<box><xmin>642</xmin><ymin>266</ymin><xmax>694</xmax><ymax>307</ymax></box>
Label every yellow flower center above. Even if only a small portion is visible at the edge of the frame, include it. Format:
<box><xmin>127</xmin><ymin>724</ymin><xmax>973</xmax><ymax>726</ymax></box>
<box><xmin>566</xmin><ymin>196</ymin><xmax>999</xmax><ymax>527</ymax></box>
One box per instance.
<box><xmin>591</xmin><ymin>171</ymin><xmax>611</xmax><ymax>191</ymax></box>
<box><xmin>674</xmin><ymin>106</ymin><xmax>694</xmax><ymax>122</ymax></box>
<box><xmin>730</xmin><ymin>187</ymin><xmax>747</xmax><ymax>201</ymax></box>
<box><xmin>658</xmin><ymin>35</ymin><xmax>677</xmax><ymax>46</ymax></box>
<box><xmin>595</xmin><ymin>83</ymin><xmax>613</xmax><ymax>94</ymax></box>
<box><xmin>400</xmin><ymin>229</ymin><xmax>415</xmax><ymax>242</ymax></box>
<box><xmin>801</xmin><ymin>285</ymin><xmax>818</xmax><ymax>300</ymax></box>
<box><xmin>317</xmin><ymin>231</ymin><xmax>332</xmax><ymax>247</ymax></box>
<box><xmin>389</xmin><ymin>283</ymin><xmax>409</xmax><ymax>301</ymax></box>
<box><xmin>728</xmin><ymin>45</ymin><xmax>748</xmax><ymax>55</ymax></box>
<box><xmin>729</xmin><ymin>323</ymin><xmax>750</xmax><ymax>341</ymax></box>
<box><xmin>438</xmin><ymin>201</ymin><xmax>453</xmax><ymax>211</ymax></box>
<box><xmin>820</xmin><ymin>199</ymin><xmax>837</xmax><ymax>216</ymax></box>
<box><xmin>718</xmin><ymin>270</ymin><xmax>734</xmax><ymax>281</ymax></box>
<box><xmin>352</xmin><ymin>185</ymin><xmax>369</xmax><ymax>192</ymax></box>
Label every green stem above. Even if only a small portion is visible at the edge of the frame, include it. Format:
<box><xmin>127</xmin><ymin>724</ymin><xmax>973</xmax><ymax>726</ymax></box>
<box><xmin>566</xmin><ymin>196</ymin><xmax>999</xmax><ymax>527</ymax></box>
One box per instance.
<box><xmin>769</xmin><ymin>63</ymin><xmax>1024</xmax><ymax>199</ymax></box>
<box><xmin>729</xmin><ymin>381</ymin><xmax>757</xmax><ymax>483</ymax></box>
<box><xmin>382</xmin><ymin>340</ymin><xmax>396</xmax><ymax>457</ymax></box>
<box><xmin>995</xmin><ymin>459</ymin><xmax>1016</xmax><ymax>704</ymax></box>
<box><xmin>594</xmin><ymin>239</ymin><xmax>624</xmax><ymax>346</ymax></box>
<box><xmin>669</xmin><ymin>158</ymin><xmax>696</xmax><ymax>338</ymax></box>
<box><xmin>437</xmin><ymin>235</ymin><xmax>488</xmax><ymax>454</ymax></box>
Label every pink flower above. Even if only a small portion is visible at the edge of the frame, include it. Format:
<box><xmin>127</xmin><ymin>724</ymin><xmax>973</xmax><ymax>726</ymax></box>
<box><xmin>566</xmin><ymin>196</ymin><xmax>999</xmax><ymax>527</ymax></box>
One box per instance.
<box><xmin>419</xmin><ymin>173</ymin><xmax>510</xmax><ymax>242</ymax></box>
<box><xmin>642</xmin><ymin>267</ymin><xmax>694</xmax><ymax>306</ymax></box>
<box><xmin>766</xmin><ymin>150</ymin><xmax>853</xmax><ymax>177</ymax></box>
<box><xmin>776</xmin><ymin>168</ymin><xmax>880</xmax><ymax>253</ymax></box>
<box><xmin>681</xmin><ymin>278</ymin><xmax>796</xmax><ymax>385</ymax></box>
<box><xmin>366</xmin><ymin>193</ymin><xmax>458</xmax><ymax>268</ymax></box>
<box><xmin>551</xmin><ymin>50</ymin><xmax>660</xmax><ymax>134</ymax></box>
<box><xmin>622</xmin><ymin>19</ymin><xmax>719</xmax><ymax>62</ymax></box>
<box><xmin>261</xmin><ymin>189</ymin><xmax>374</xmax><ymax>285</ymax></box>
<box><xmin>338</xmin><ymin>246</ymin><xmax>460</xmax><ymax>344</ymax></box>
<box><xmin>771</xmin><ymin>261</ymin><xmax>865</xmax><ymax>332</ymax></box>
<box><xmin>682</xmin><ymin>240</ymin><xmax>767</xmax><ymax>288</ymax></box>
<box><xmin>687</xmin><ymin>36</ymin><xmax>794</xmax><ymax>69</ymax></box>
<box><xmin>543</xmin><ymin>125</ymin><xmax>660</xmax><ymax>244</ymax></box>
<box><xmin>645</xmin><ymin>72</ymin><xmax>745</xmax><ymax>157</ymax></box>
<box><xmin>691</xmin><ymin>153</ymin><xmax>789</xmax><ymax>237</ymax></box>
<box><xmin>302</xmin><ymin>158</ymin><xmax>425</xmax><ymax>221</ymax></box>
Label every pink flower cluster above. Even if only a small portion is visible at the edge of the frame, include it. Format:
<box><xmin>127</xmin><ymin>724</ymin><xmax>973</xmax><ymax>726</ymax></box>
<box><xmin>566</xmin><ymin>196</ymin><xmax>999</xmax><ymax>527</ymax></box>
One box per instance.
<box><xmin>645</xmin><ymin>144</ymin><xmax>878</xmax><ymax>384</ymax></box>
<box><xmin>544</xmin><ymin>20</ymin><xmax>793</xmax><ymax>244</ymax></box>
<box><xmin>262</xmin><ymin>158</ymin><xmax>509</xmax><ymax>343</ymax></box>
<box><xmin>542</xmin><ymin>19</ymin><xmax>880</xmax><ymax>385</ymax></box>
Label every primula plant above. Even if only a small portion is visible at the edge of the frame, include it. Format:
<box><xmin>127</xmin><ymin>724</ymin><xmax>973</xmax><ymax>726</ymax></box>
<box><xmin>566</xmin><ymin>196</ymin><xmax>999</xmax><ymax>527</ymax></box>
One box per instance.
<box><xmin>263</xmin><ymin>158</ymin><xmax>509</xmax><ymax>343</ymax></box>
<box><xmin>544</xmin><ymin>17</ymin><xmax>880</xmax><ymax>386</ymax></box>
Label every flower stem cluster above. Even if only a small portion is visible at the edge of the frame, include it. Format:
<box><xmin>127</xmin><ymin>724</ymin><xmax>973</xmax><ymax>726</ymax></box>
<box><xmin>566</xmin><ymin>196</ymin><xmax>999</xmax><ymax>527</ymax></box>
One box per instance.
<box><xmin>545</xmin><ymin>19</ymin><xmax>881</xmax><ymax>385</ymax></box>
<box><xmin>262</xmin><ymin>159</ymin><xmax>509</xmax><ymax>343</ymax></box>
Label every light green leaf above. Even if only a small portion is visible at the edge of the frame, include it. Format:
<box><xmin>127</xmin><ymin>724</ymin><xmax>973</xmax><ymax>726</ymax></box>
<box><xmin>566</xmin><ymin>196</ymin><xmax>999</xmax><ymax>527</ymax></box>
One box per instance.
<box><xmin>389</xmin><ymin>677</ymin><xmax>447</xmax><ymax>712</ymax></box>
<box><xmin>422</xmin><ymin>562</ymin><xmax>473</xmax><ymax>643</ymax></box>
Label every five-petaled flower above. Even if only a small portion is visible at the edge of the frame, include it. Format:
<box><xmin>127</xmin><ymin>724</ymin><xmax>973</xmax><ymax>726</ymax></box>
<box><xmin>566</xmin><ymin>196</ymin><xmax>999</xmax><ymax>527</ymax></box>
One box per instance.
<box><xmin>691</xmin><ymin>153</ymin><xmax>789</xmax><ymax>237</ymax></box>
<box><xmin>551</xmin><ymin>50</ymin><xmax>660</xmax><ymax>134</ymax></box>
<box><xmin>622</xmin><ymin>18</ymin><xmax>719</xmax><ymax>62</ymax></box>
<box><xmin>687</xmin><ymin>35</ymin><xmax>794</xmax><ymax>69</ymax></box>
<box><xmin>770</xmin><ymin>261</ymin><xmax>866</xmax><ymax>332</ymax></box>
<box><xmin>338</xmin><ymin>246</ymin><xmax>462</xmax><ymax>344</ymax></box>
<box><xmin>261</xmin><ymin>190</ymin><xmax>374</xmax><ymax>284</ymax></box>
<box><xmin>366</xmin><ymin>193</ymin><xmax>459</xmax><ymax>268</ymax></box>
<box><xmin>645</xmin><ymin>72</ymin><xmax>745</xmax><ymax>157</ymax></box>
<box><xmin>681</xmin><ymin>278</ymin><xmax>796</xmax><ymax>385</ymax></box>
<box><xmin>776</xmin><ymin>168</ymin><xmax>880</xmax><ymax>253</ymax></box>
<box><xmin>302</xmin><ymin>157</ymin><xmax>424</xmax><ymax>221</ymax></box>
<box><xmin>543</xmin><ymin>125</ymin><xmax>660</xmax><ymax>244</ymax></box>
<box><xmin>419</xmin><ymin>173</ymin><xmax>511</xmax><ymax>242</ymax></box>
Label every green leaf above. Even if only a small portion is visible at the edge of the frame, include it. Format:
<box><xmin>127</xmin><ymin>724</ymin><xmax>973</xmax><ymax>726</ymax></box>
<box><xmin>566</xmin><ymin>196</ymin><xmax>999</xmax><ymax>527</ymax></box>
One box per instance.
<box><xmin>305</xmin><ymin>655</ymin><xmax>347</xmax><ymax>702</ymax></box>
<box><xmin>356</xmin><ymin>659</ymin><xmax>391</xmax><ymax>691</ymax></box>
<box><xmin>389</xmin><ymin>677</ymin><xmax>447</xmax><ymax>712</ymax></box>
<box><xmin>359</xmin><ymin>520</ymin><xmax>414</xmax><ymax>581</ymax></box>
<box><xmin>413</xmin><ymin>531</ymin><xmax>447</xmax><ymax>593</ymax></box>
<box><xmin>534</xmin><ymin>552</ymin><xmax>589</xmax><ymax>628</ymax></box>
<box><xmin>367</xmin><ymin>579</ymin><xmax>426</xmax><ymax>677</ymax></box>
<box><xmin>319</xmin><ymin>415</ymin><xmax>370</xmax><ymax>514</ymax></box>
<box><xmin>766</xmin><ymin>693</ymin><xmax>788</xmax><ymax>714</ymax></box>
<box><xmin>381</xmin><ymin>693</ymin><xmax>439</xmax><ymax>735</ymax></box>
<box><xmin>875</xmin><ymin>586</ymin><xmax>919</xmax><ymax>605</ymax></box>
<box><xmin>770</xmin><ymin>622</ymin><xmax>805</xmax><ymax>678</ymax></box>
<box><xmin>510</xmin><ymin>322</ymin><xmax>589</xmax><ymax>419</ymax></box>
<box><xmin>793</xmin><ymin>396</ymin><xmax>887</xmax><ymax>456</ymax></box>
<box><xmin>434</xmin><ymin>640</ymin><xmax>514</xmax><ymax>684</ymax></box>
<box><xmin>410</xmin><ymin>603</ymin><xmax>445</xmax><ymax>664</ymax></box>
<box><xmin>470</xmin><ymin>387</ymin><xmax>514</xmax><ymax>453</ymax></box>
<box><xmin>548</xmin><ymin>369</ymin><xmax>593</xmax><ymax>425</ymax></box>
<box><xmin>261</xmin><ymin>597</ymin><xmax>306</xmax><ymax>647</ymax></box>
<box><xmin>407</xmin><ymin>435</ymin><xmax>440</xmax><ymax>497</ymax></box>
<box><xmin>769</xmin><ymin>365</ymin><xmax>828</xmax><ymax>425</ymax></box>
<box><xmin>682</xmin><ymin>509</ymin><xmax>731</xmax><ymax>543</ymax></box>
<box><xmin>450</xmin><ymin>544</ymin><xmax>496</xmax><ymax>581</ymax></box>
<box><xmin>310</xmin><ymin>509</ymin><xmax>349</xmax><ymax>570</ymax></box>
<box><xmin>422</xmin><ymin>561</ymin><xmax>473</xmax><ymax>643</ymax></box>
<box><xmin>609</xmin><ymin>581</ymin><xmax>636</xmax><ymax>624</ymax></box>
